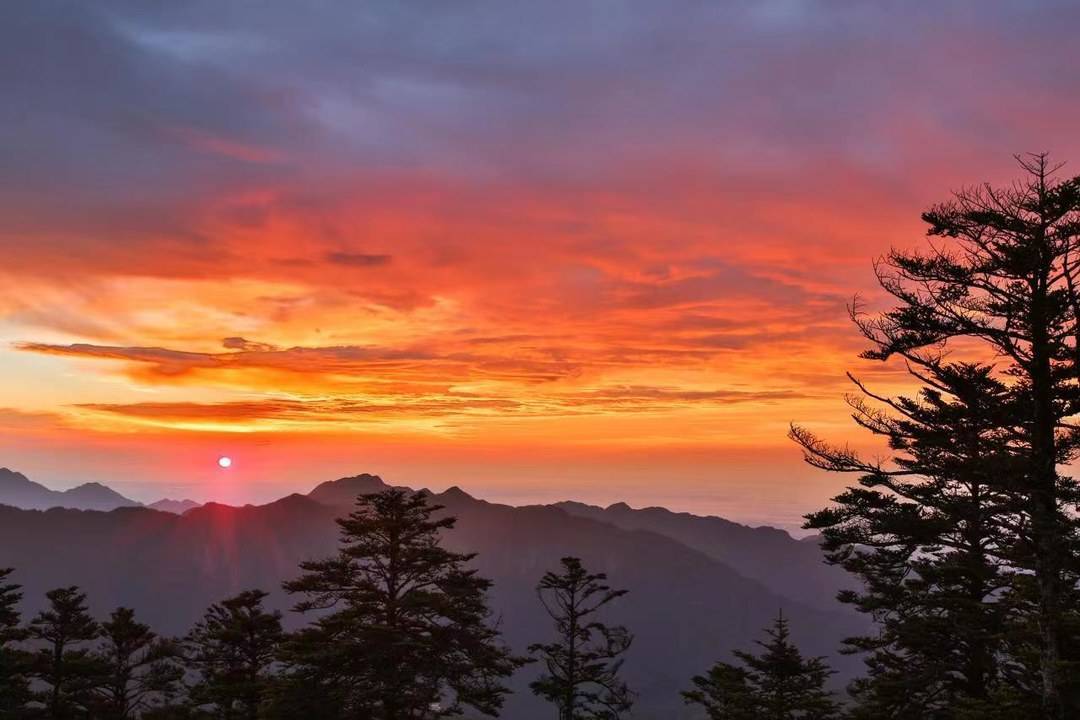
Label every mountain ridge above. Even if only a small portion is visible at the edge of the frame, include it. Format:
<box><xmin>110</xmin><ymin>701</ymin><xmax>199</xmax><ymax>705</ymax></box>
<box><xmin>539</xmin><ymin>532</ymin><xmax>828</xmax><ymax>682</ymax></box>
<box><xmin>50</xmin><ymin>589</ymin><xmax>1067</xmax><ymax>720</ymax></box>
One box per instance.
<box><xmin>0</xmin><ymin>467</ymin><xmax>201</xmax><ymax>514</ymax></box>
<box><xmin>0</xmin><ymin>469</ymin><xmax>862</xmax><ymax>718</ymax></box>
<box><xmin>147</xmin><ymin>498</ymin><xmax>202</xmax><ymax>514</ymax></box>
<box><xmin>0</xmin><ymin>467</ymin><xmax>141</xmax><ymax>511</ymax></box>
<box><xmin>548</xmin><ymin>498</ymin><xmax>853</xmax><ymax>611</ymax></box>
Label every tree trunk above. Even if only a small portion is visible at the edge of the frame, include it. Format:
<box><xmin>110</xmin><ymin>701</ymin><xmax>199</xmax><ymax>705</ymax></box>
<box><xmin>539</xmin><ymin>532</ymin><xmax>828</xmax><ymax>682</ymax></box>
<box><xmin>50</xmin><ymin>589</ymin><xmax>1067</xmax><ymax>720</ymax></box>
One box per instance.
<box><xmin>1029</xmin><ymin>260</ymin><xmax>1064</xmax><ymax>720</ymax></box>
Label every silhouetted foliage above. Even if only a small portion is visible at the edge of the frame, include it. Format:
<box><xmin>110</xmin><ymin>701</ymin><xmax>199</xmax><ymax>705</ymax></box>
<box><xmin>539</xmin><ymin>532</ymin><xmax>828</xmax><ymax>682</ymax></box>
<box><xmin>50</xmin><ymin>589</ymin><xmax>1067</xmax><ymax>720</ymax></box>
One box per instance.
<box><xmin>792</xmin><ymin>362</ymin><xmax>1017</xmax><ymax>718</ymax></box>
<box><xmin>683</xmin><ymin>663</ymin><xmax>758</xmax><ymax>720</ymax></box>
<box><xmin>529</xmin><ymin>556</ymin><xmax>634</xmax><ymax>720</ymax></box>
<box><xmin>0</xmin><ymin>568</ymin><xmax>31</xmax><ymax>718</ymax></box>
<box><xmin>794</xmin><ymin>154</ymin><xmax>1080</xmax><ymax>718</ymax></box>
<box><xmin>185</xmin><ymin>590</ymin><xmax>282</xmax><ymax>720</ymax></box>
<box><xmin>281</xmin><ymin>488</ymin><xmax>521</xmax><ymax>720</ymax></box>
<box><xmin>95</xmin><ymin>607</ymin><xmax>185</xmax><ymax>719</ymax></box>
<box><xmin>28</xmin><ymin>586</ymin><xmax>105</xmax><ymax>719</ymax></box>
<box><xmin>684</xmin><ymin>613</ymin><xmax>839</xmax><ymax>720</ymax></box>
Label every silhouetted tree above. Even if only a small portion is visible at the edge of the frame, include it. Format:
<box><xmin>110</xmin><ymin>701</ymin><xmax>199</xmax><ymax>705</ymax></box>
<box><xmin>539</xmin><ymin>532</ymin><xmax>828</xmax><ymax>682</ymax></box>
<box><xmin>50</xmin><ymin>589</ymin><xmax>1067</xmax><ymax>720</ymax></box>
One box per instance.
<box><xmin>95</xmin><ymin>607</ymin><xmax>185</xmax><ymax>719</ymax></box>
<box><xmin>281</xmin><ymin>488</ymin><xmax>520</xmax><ymax>720</ymax></box>
<box><xmin>795</xmin><ymin>154</ymin><xmax>1080</xmax><ymax>717</ymax></box>
<box><xmin>684</xmin><ymin>613</ymin><xmax>839</xmax><ymax>720</ymax></box>
<box><xmin>792</xmin><ymin>363</ymin><xmax>1017</xmax><ymax>718</ymax></box>
<box><xmin>0</xmin><ymin>568</ymin><xmax>31</xmax><ymax>718</ymax></box>
<box><xmin>529</xmin><ymin>556</ymin><xmax>634</xmax><ymax>720</ymax></box>
<box><xmin>186</xmin><ymin>590</ymin><xmax>282</xmax><ymax>720</ymax></box>
<box><xmin>28</xmin><ymin>586</ymin><xmax>105</xmax><ymax>719</ymax></box>
<box><xmin>683</xmin><ymin>663</ymin><xmax>758</xmax><ymax>720</ymax></box>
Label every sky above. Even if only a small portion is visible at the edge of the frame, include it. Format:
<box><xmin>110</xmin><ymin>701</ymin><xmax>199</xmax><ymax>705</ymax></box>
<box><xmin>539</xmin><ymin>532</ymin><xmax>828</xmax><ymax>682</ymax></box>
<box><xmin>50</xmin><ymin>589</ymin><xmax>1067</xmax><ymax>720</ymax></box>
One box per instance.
<box><xmin>3</xmin><ymin>1</ymin><xmax>1080</xmax><ymax>529</ymax></box>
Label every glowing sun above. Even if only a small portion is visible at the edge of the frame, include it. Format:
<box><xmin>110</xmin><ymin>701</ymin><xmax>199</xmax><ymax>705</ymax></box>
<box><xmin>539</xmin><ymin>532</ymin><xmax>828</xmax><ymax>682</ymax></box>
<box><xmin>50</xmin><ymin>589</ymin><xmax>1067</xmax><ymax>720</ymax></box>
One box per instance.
<box><xmin>217</xmin><ymin>456</ymin><xmax>233</xmax><ymax>469</ymax></box>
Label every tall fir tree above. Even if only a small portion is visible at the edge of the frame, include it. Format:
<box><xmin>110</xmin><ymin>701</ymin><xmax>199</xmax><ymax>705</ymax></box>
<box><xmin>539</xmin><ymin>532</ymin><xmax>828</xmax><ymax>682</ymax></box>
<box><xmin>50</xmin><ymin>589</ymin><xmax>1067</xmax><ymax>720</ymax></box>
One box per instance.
<box><xmin>796</xmin><ymin>155</ymin><xmax>1080</xmax><ymax>718</ymax></box>
<box><xmin>529</xmin><ymin>556</ymin><xmax>634</xmax><ymax>720</ymax></box>
<box><xmin>791</xmin><ymin>362</ymin><xmax>1018</xmax><ymax>717</ymax></box>
<box><xmin>95</xmin><ymin>607</ymin><xmax>185</xmax><ymax>720</ymax></box>
<box><xmin>683</xmin><ymin>613</ymin><xmax>839</xmax><ymax>720</ymax></box>
<box><xmin>281</xmin><ymin>488</ymin><xmax>520</xmax><ymax>720</ymax></box>
<box><xmin>28</xmin><ymin>586</ymin><xmax>105</xmax><ymax>719</ymax></box>
<box><xmin>0</xmin><ymin>568</ymin><xmax>31</xmax><ymax>718</ymax></box>
<box><xmin>185</xmin><ymin>589</ymin><xmax>282</xmax><ymax>720</ymax></box>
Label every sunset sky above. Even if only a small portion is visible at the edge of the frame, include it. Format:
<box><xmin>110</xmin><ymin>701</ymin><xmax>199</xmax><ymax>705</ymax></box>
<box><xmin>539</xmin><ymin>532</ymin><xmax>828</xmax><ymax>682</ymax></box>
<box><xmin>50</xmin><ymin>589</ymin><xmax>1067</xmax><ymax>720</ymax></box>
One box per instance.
<box><xmin>4</xmin><ymin>1</ymin><xmax>1080</xmax><ymax>528</ymax></box>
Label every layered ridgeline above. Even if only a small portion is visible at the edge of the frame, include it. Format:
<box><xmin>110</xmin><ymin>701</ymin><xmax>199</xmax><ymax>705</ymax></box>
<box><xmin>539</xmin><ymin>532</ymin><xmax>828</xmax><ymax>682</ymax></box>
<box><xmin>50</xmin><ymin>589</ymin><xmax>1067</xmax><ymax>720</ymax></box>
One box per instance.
<box><xmin>0</xmin><ymin>467</ymin><xmax>199</xmax><ymax>513</ymax></box>
<box><xmin>0</xmin><ymin>471</ymin><xmax>863</xmax><ymax>719</ymax></box>
<box><xmin>550</xmin><ymin>501</ymin><xmax>852</xmax><ymax>613</ymax></box>
<box><xmin>0</xmin><ymin>467</ymin><xmax>139</xmax><ymax>511</ymax></box>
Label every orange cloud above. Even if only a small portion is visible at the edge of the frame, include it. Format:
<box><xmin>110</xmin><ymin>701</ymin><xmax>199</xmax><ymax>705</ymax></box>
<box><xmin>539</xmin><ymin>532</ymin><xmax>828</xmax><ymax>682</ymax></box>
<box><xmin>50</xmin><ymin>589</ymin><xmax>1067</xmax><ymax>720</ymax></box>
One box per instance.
<box><xmin>6</xmin><ymin>0</ymin><xmax>1080</xmax><ymax>523</ymax></box>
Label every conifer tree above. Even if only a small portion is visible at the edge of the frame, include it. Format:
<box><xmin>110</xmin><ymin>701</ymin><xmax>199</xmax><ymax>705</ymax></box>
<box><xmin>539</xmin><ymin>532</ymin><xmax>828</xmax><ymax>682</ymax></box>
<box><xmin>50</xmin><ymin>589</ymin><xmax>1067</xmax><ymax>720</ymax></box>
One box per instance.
<box><xmin>28</xmin><ymin>586</ymin><xmax>105</xmax><ymax>719</ymax></box>
<box><xmin>0</xmin><ymin>568</ymin><xmax>31</xmax><ymax>718</ymax></box>
<box><xmin>794</xmin><ymin>155</ymin><xmax>1080</xmax><ymax>717</ymax></box>
<box><xmin>95</xmin><ymin>607</ymin><xmax>184</xmax><ymax>719</ymax></box>
<box><xmin>683</xmin><ymin>613</ymin><xmax>839</xmax><ymax>720</ymax></box>
<box><xmin>185</xmin><ymin>590</ymin><xmax>282</xmax><ymax>720</ymax></box>
<box><xmin>683</xmin><ymin>663</ymin><xmax>758</xmax><ymax>720</ymax></box>
<box><xmin>791</xmin><ymin>362</ymin><xmax>1017</xmax><ymax>717</ymax></box>
<box><xmin>529</xmin><ymin>556</ymin><xmax>634</xmax><ymax>720</ymax></box>
<box><xmin>281</xmin><ymin>488</ymin><xmax>520</xmax><ymax>720</ymax></box>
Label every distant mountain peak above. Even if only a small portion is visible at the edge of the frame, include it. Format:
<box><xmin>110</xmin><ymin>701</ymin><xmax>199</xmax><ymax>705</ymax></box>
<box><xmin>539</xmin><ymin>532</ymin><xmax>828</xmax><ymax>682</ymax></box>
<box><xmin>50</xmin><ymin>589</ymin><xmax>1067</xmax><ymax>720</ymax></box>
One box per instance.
<box><xmin>147</xmin><ymin>498</ymin><xmax>201</xmax><ymax>515</ymax></box>
<box><xmin>0</xmin><ymin>468</ymin><xmax>36</xmax><ymax>488</ymax></box>
<box><xmin>68</xmin><ymin>481</ymin><xmax>123</xmax><ymax>494</ymax></box>
<box><xmin>0</xmin><ymin>469</ymin><xmax>139</xmax><ymax>511</ymax></box>
<box><xmin>64</xmin><ymin>482</ymin><xmax>139</xmax><ymax>503</ymax></box>
<box><xmin>441</xmin><ymin>485</ymin><xmax>473</xmax><ymax>499</ymax></box>
<box><xmin>307</xmin><ymin>473</ymin><xmax>391</xmax><ymax>507</ymax></box>
<box><xmin>343</xmin><ymin>472</ymin><xmax>383</xmax><ymax>482</ymax></box>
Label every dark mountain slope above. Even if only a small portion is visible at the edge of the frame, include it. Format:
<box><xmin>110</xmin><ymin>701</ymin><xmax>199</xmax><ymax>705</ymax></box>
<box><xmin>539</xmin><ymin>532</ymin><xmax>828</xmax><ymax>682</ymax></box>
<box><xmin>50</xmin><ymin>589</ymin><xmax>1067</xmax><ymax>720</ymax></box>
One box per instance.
<box><xmin>431</xmin><ymin>488</ymin><xmax>862</xmax><ymax>718</ymax></box>
<box><xmin>551</xmin><ymin>500</ymin><xmax>853</xmax><ymax>612</ymax></box>
<box><xmin>0</xmin><ymin>473</ymin><xmax>864</xmax><ymax>718</ymax></box>
<box><xmin>0</xmin><ymin>496</ymin><xmax>339</xmax><ymax>635</ymax></box>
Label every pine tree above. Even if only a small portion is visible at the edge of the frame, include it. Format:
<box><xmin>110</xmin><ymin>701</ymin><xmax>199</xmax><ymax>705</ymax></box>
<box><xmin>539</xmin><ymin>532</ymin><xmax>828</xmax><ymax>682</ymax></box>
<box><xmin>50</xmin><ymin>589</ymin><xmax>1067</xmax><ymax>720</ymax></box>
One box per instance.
<box><xmin>529</xmin><ymin>556</ymin><xmax>634</xmax><ymax>720</ymax></box>
<box><xmin>185</xmin><ymin>590</ymin><xmax>282</xmax><ymax>720</ymax></box>
<box><xmin>0</xmin><ymin>568</ymin><xmax>31</xmax><ymax>718</ymax></box>
<box><xmin>794</xmin><ymin>155</ymin><xmax>1080</xmax><ymax>717</ymax></box>
<box><xmin>684</xmin><ymin>613</ymin><xmax>839</xmax><ymax>720</ymax></box>
<box><xmin>791</xmin><ymin>362</ymin><xmax>1017</xmax><ymax>717</ymax></box>
<box><xmin>95</xmin><ymin>607</ymin><xmax>185</xmax><ymax>719</ymax></box>
<box><xmin>281</xmin><ymin>488</ymin><xmax>520</xmax><ymax>720</ymax></box>
<box><xmin>28</xmin><ymin>586</ymin><xmax>105</xmax><ymax>719</ymax></box>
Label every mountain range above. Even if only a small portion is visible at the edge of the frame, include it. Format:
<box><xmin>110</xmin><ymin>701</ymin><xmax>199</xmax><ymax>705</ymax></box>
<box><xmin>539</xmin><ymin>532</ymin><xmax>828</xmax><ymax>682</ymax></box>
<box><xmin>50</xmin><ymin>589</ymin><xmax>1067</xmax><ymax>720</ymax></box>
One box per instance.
<box><xmin>550</xmin><ymin>500</ymin><xmax>852</xmax><ymax>612</ymax></box>
<box><xmin>0</xmin><ymin>470</ymin><xmax>863</xmax><ymax>719</ymax></box>
<box><xmin>0</xmin><ymin>467</ymin><xmax>200</xmax><ymax>513</ymax></box>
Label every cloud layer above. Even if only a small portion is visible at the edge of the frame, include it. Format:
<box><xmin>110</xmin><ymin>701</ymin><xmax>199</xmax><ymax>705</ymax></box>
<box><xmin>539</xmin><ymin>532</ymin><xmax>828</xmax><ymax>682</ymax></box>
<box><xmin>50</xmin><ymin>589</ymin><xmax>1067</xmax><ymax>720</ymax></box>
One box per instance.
<box><xmin>3</xmin><ymin>1</ymin><xmax>1080</xmax><ymax>516</ymax></box>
